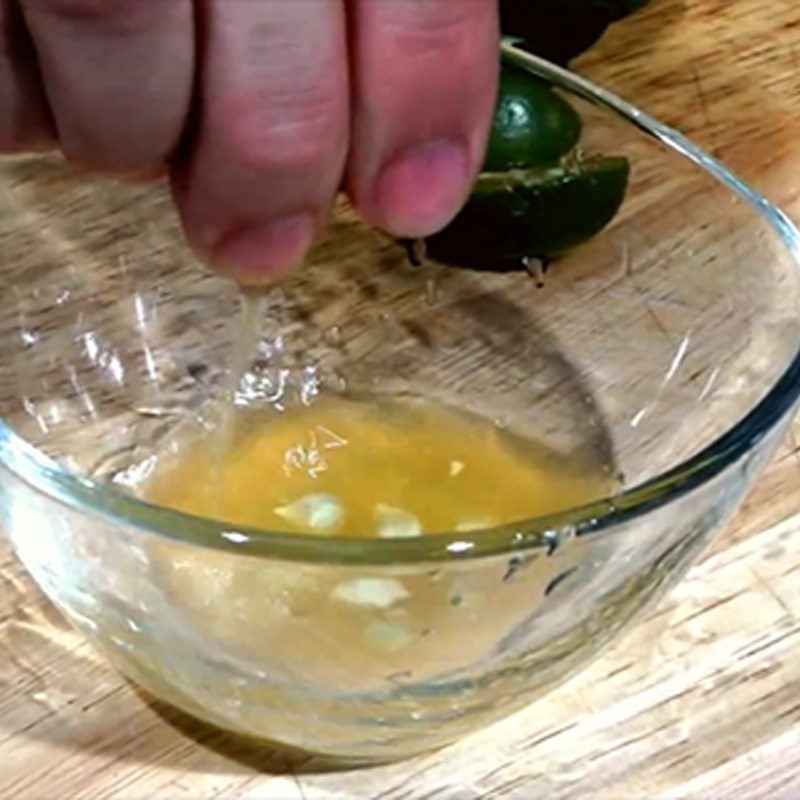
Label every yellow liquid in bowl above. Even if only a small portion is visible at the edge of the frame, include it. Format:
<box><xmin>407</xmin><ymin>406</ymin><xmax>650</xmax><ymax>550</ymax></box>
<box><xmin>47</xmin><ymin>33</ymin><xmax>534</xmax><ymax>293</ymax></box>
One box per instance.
<box><xmin>142</xmin><ymin>396</ymin><xmax>612</xmax><ymax>538</ymax></box>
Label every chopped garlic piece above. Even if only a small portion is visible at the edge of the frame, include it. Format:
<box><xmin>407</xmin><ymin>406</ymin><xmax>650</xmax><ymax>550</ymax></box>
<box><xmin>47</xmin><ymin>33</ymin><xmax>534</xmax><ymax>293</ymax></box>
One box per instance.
<box><xmin>364</xmin><ymin>620</ymin><xmax>413</xmax><ymax>653</ymax></box>
<box><xmin>375</xmin><ymin>504</ymin><xmax>423</xmax><ymax>539</ymax></box>
<box><xmin>331</xmin><ymin>577</ymin><xmax>409</xmax><ymax>609</ymax></box>
<box><xmin>455</xmin><ymin>519</ymin><xmax>496</xmax><ymax>533</ymax></box>
<box><xmin>274</xmin><ymin>493</ymin><xmax>344</xmax><ymax>534</ymax></box>
<box><xmin>169</xmin><ymin>559</ymin><xmax>234</xmax><ymax>609</ymax></box>
<box><xmin>449</xmin><ymin>459</ymin><xmax>465</xmax><ymax>477</ymax></box>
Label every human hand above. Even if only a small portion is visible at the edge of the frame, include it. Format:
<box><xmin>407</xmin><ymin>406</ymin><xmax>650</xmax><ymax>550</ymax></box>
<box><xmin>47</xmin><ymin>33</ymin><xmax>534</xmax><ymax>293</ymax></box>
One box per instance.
<box><xmin>1</xmin><ymin>0</ymin><xmax>499</xmax><ymax>283</ymax></box>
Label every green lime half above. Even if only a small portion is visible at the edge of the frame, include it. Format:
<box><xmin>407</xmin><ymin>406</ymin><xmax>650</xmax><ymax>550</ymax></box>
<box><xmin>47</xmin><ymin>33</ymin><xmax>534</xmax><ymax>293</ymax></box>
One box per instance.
<box><xmin>484</xmin><ymin>65</ymin><xmax>583</xmax><ymax>172</ymax></box>
<box><xmin>426</xmin><ymin>155</ymin><xmax>630</xmax><ymax>271</ymax></box>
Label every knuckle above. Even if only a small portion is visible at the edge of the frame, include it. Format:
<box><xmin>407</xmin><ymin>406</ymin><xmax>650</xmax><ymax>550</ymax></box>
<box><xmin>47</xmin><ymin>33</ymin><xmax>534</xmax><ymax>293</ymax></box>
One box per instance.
<box><xmin>0</xmin><ymin>105</ymin><xmax>54</xmax><ymax>153</ymax></box>
<box><xmin>0</xmin><ymin>128</ymin><xmax>52</xmax><ymax>153</ymax></box>
<box><xmin>386</xmin><ymin>4</ymin><xmax>483</xmax><ymax>59</ymax></box>
<box><xmin>220</xmin><ymin>86</ymin><xmax>345</xmax><ymax>171</ymax></box>
<box><xmin>69</xmin><ymin>152</ymin><xmax>163</xmax><ymax>176</ymax></box>
<box><xmin>59</xmin><ymin>133</ymin><xmax>164</xmax><ymax>175</ymax></box>
<box><xmin>33</xmin><ymin>0</ymin><xmax>153</xmax><ymax>34</ymax></box>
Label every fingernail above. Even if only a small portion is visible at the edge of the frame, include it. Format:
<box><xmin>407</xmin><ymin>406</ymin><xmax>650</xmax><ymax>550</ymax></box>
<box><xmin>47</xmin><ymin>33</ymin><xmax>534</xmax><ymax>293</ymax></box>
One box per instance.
<box><xmin>212</xmin><ymin>214</ymin><xmax>316</xmax><ymax>284</ymax></box>
<box><xmin>373</xmin><ymin>139</ymin><xmax>470</xmax><ymax>238</ymax></box>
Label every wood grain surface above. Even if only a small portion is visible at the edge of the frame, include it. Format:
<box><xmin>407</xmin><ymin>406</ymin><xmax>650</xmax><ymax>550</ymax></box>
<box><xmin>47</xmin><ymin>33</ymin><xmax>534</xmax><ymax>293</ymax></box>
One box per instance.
<box><xmin>1</xmin><ymin>0</ymin><xmax>800</xmax><ymax>797</ymax></box>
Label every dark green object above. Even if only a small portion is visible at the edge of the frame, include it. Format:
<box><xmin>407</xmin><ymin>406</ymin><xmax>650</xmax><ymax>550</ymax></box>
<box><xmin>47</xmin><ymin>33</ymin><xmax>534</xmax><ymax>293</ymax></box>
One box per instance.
<box><xmin>484</xmin><ymin>66</ymin><xmax>582</xmax><ymax>172</ymax></box>
<box><xmin>426</xmin><ymin>156</ymin><xmax>630</xmax><ymax>271</ymax></box>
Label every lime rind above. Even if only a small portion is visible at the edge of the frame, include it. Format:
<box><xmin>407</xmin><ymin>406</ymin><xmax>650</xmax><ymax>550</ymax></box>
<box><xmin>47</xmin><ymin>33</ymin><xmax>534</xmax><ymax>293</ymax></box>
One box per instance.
<box><xmin>483</xmin><ymin>66</ymin><xmax>583</xmax><ymax>172</ymax></box>
<box><xmin>426</xmin><ymin>155</ymin><xmax>630</xmax><ymax>271</ymax></box>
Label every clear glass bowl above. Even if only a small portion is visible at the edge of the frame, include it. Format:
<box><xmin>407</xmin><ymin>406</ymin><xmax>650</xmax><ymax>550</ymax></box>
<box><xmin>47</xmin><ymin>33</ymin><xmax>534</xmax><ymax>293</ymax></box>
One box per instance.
<box><xmin>1</xmin><ymin>44</ymin><xmax>799</xmax><ymax>763</ymax></box>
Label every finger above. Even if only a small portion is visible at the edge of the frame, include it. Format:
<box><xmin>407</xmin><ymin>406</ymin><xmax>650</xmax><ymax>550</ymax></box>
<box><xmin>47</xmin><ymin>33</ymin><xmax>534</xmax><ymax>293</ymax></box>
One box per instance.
<box><xmin>20</xmin><ymin>0</ymin><xmax>194</xmax><ymax>173</ymax></box>
<box><xmin>347</xmin><ymin>0</ymin><xmax>498</xmax><ymax>238</ymax></box>
<box><xmin>172</xmin><ymin>0</ymin><xmax>349</xmax><ymax>284</ymax></box>
<box><xmin>0</xmin><ymin>0</ymin><xmax>54</xmax><ymax>151</ymax></box>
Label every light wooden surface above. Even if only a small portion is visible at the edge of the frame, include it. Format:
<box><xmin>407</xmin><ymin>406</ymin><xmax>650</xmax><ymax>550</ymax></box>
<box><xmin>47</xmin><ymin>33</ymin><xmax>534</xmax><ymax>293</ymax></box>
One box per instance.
<box><xmin>2</xmin><ymin>0</ymin><xmax>800</xmax><ymax>797</ymax></box>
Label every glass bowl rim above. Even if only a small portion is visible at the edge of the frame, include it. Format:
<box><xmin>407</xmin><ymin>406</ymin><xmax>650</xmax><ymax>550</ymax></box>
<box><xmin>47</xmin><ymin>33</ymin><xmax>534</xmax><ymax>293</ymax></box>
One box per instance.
<box><xmin>1</xmin><ymin>42</ymin><xmax>799</xmax><ymax>566</ymax></box>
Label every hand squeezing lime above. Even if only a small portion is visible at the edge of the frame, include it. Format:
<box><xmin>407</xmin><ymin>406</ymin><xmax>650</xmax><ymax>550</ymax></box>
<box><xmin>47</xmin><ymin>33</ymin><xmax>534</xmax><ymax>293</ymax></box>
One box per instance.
<box><xmin>423</xmin><ymin>61</ymin><xmax>630</xmax><ymax>272</ymax></box>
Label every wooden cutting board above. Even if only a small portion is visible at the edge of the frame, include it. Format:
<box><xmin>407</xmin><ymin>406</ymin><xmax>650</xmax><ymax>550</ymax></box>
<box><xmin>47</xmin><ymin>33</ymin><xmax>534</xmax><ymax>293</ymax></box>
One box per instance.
<box><xmin>1</xmin><ymin>1</ymin><xmax>799</xmax><ymax>797</ymax></box>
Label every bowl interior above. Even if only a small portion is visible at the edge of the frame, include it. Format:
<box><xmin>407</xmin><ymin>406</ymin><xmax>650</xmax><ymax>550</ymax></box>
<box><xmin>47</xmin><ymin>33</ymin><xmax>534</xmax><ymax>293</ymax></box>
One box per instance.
<box><xmin>0</xmin><ymin>58</ymin><xmax>799</xmax><ymax>551</ymax></box>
